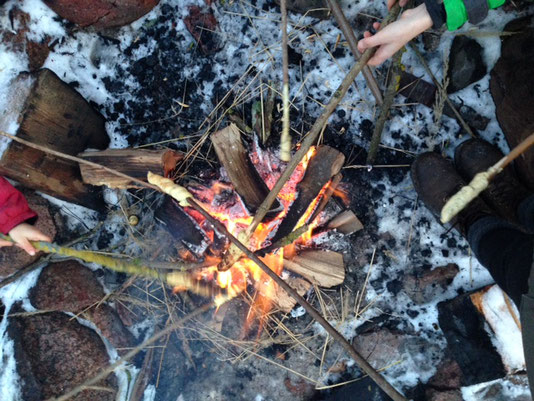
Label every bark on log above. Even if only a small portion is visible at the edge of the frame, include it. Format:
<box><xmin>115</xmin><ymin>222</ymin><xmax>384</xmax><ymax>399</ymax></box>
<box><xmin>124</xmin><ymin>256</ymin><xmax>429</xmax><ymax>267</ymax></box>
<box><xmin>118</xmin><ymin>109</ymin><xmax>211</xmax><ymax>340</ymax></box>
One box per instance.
<box><xmin>0</xmin><ymin>69</ymin><xmax>109</xmax><ymax>209</ymax></box>
<box><xmin>79</xmin><ymin>149</ymin><xmax>182</xmax><ymax>189</ymax></box>
<box><xmin>271</xmin><ymin>145</ymin><xmax>345</xmax><ymax>242</ymax></box>
<box><xmin>211</xmin><ymin>124</ymin><xmax>281</xmax><ymax>217</ymax></box>
<box><xmin>283</xmin><ymin>250</ymin><xmax>344</xmax><ymax>288</ymax></box>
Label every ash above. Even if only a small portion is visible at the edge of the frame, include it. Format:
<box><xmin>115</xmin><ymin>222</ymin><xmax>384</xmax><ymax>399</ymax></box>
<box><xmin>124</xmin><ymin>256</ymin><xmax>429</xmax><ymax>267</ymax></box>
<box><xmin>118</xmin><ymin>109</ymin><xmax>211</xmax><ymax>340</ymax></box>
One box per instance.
<box><xmin>0</xmin><ymin>0</ymin><xmax>532</xmax><ymax>400</ymax></box>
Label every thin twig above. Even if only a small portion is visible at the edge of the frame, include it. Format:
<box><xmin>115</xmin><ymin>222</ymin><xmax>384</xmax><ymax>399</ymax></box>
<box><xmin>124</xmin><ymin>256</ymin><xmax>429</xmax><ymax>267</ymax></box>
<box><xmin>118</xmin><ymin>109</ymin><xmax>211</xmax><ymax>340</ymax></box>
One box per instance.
<box><xmin>326</xmin><ymin>0</ymin><xmax>384</xmax><ymax>105</ymax></box>
<box><xmin>280</xmin><ymin>0</ymin><xmax>291</xmax><ymax>161</ymax></box>
<box><xmin>367</xmin><ymin>50</ymin><xmax>403</xmax><ymax>164</ymax></box>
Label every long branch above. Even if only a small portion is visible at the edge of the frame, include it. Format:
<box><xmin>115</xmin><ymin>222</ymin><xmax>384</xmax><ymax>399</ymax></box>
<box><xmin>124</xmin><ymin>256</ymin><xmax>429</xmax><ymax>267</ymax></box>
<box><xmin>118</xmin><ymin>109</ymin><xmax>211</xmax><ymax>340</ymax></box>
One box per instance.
<box><xmin>248</xmin><ymin>4</ymin><xmax>401</xmax><ymax>235</ymax></box>
<box><xmin>280</xmin><ymin>0</ymin><xmax>291</xmax><ymax>162</ymax></box>
<box><xmin>326</xmin><ymin>0</ymin><xmax>384</xmax><ymax>105</ymax></box>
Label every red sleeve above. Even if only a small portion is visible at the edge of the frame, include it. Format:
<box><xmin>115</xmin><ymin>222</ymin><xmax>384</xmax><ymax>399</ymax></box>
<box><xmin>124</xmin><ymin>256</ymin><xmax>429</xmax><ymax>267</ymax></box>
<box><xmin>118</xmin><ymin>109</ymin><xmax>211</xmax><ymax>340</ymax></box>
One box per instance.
<box><xmin>0</xmin><ymin>177</ymin><xmax>37</xmax><ymax>234</ymax></box>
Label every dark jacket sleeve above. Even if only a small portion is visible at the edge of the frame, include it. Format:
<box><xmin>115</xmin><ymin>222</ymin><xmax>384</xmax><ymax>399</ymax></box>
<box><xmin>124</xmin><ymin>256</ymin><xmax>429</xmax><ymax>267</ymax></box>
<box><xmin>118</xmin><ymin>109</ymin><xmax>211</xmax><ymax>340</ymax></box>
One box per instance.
<box><xmin>0</xmin><ymin>177</ymin><xmax>37</xmax><ymax>234</ymax></box>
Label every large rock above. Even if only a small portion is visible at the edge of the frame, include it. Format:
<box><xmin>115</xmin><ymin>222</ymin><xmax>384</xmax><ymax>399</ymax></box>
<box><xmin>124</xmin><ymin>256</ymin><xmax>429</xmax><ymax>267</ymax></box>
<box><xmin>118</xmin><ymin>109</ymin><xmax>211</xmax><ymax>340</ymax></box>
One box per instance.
<box><xmin>403</xmin><ymin>263</ymin><xmax>459</xmax><ymax>304</ymax></box>
<box><xmin>30</xmin><ymin>260</ymin><xmax>136</xmax><ymax>355</ymax></box>
<box><xmin>0</xmin><ymin>192</ymin><xmax>58</xmax><ymax>277</ymax></box>
<box><xmin>10</xmin><ymin>311</ymin><xmax>117</xmax><ymax>400</ymax></box>
<box><xmin>490</xmin><ymin>16</ymin><xmax>534</xmax><ymax>190</ymax></box>
<box><xmin>43</xmin><ymin>0</ymin><xmax>159</xmax><ymax>29</ymax></box>
<box><xmin>447</xmin><ymin>35</ymin><xmax>487</xmax><ymax>94</ymax></box>
<box><xmin>30</xmin><ymin>260</ymin><xmax>105</xmax><ymax>311</ymax></box>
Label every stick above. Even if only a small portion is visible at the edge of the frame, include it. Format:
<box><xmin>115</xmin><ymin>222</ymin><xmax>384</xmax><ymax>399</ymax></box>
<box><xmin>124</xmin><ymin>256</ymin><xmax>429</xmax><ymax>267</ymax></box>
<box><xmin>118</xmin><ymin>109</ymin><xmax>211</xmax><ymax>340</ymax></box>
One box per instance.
<box><xmin>280</xmin><ymin>0</ymin><xmax>291</xmax><ymax>162</ymax></box>
<box><xmin>441</xmin><ymin>132</ymin><xmax>534</xmax><ymax>223</ymax></box>
<box><xmin>367</xmin><ymin>51</ymin><xmax>402</xmax><ymax>164</ymax></box>
<box><xmin>407</xmin><ymin>43</ymin><xmax>475</xmax><ymax>138</ymax></box>
<box><xmin>248</xmin><ymin>4</ymin><xmax>401</xmax><ymax>235</ymax></box>
<box><xmin>0</xmin><ymin>233</ymin><xmax>221</xmax><ymax>299</ymax></box>
<box><xmin>326</xmin><ymin>0</ymin><xmax>384</xmax><ymax>105</ymax></box>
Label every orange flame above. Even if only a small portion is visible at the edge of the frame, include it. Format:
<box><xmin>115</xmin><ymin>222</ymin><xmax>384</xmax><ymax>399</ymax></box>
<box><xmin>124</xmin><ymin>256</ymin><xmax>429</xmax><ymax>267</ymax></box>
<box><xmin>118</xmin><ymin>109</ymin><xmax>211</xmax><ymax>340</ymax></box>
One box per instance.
<box><xmin>179</xmin><ymin>147</ymin><xmax>329</xmax><ymax>325</ymax></box>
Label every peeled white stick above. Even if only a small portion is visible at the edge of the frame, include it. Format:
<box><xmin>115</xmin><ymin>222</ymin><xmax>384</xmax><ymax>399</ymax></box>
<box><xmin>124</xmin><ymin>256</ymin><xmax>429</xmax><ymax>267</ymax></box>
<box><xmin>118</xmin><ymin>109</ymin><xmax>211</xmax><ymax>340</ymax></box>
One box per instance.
<box><xmin>147</xmin><ymin>172</ymin><xmax>192</xmax><ymax>207</ymax></box>
<box><xmin>441</xmin><ymin>165</ymin><xmax>502</xmax><ymax>223</ymax></box>
<box><xmin>280</xmin><ymin>0</ymin><xmax>291</xmax><ymax>162</ymax></box>
<box><xmin>441</xmin><ymin>132</ymin><xmax>534</xmax><ymax>223</ymax></box>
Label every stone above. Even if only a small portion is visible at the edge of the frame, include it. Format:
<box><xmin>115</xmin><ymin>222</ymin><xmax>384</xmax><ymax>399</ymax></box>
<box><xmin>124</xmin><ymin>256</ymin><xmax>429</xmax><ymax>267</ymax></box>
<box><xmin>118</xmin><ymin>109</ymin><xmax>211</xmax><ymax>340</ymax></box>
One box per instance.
<box><xmin>437</xmin><ymin>292</ymin><xmax>506</xmax><ymax>386</ymax></box>
<box><xmin>10</xmin><ymin>311</ymin><xmax>117</xmax><ymax>400</ymax></box>
<box><xmin>30</xmin><ymin>260</ymin><xmax>105</xmax><ymax>312</ymax></box>
<box><xmin>83</xmin><ymin>303</ymin><xmax>137</xmax><ymax>356</ymax></box>
<box><xmin>447</xmin><ymin>35</ymin><xmax>487</xmax><ymax>94</ymax></box>
<box><xmin>490</xmin><ymin>16</ymin><xmax>534</xmax><ymax>190</ymax></box>
<box><xmin>427</xmin><ymin>358</ymin><xmax>463</xmax><ymax>390</ymax></box>
<box><xmin>425</xmin><ymin>389</ymin><xmax>463</xmax><ymax>401</ymax></box>
<box><xmin>0</xmin><ymin>192</ymin><xmax>58</xmax><ymax>277</ymax></box>
<box><xmin>403</xmin><ymin>263</ymin><xmax>459</xmax><ymax>304</ymax></box>
<box><xmin>325</xmin><ymin>376</ymin><xmax>393</xmax><ymax>401</ymax></box>
<box><xmin>30</xmin><ymin>260</ymin><xmax>136</xmax><ymax>355</ymax></box>
<box><xmin>42</xmin><ymin>0</ymin><xmax>159</xmax><ymax>29</ymax></box>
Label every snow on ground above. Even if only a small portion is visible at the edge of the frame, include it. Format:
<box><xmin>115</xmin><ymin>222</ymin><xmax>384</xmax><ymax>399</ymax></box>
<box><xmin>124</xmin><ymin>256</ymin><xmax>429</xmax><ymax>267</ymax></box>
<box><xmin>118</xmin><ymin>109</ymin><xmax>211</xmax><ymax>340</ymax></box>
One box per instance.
<box><xmin>0</xmin><ymin>0</ymin><xmax>532</xmax><ymax>399</ymax></box>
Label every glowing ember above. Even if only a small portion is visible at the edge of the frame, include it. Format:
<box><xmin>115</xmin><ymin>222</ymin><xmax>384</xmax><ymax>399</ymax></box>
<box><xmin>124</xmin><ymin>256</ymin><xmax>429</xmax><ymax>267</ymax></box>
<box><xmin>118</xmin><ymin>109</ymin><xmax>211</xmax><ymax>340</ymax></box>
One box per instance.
<box><xmin>180</xmin><ymin>146</ymin><xmax>335</xmax><ymax>321</ymax></box>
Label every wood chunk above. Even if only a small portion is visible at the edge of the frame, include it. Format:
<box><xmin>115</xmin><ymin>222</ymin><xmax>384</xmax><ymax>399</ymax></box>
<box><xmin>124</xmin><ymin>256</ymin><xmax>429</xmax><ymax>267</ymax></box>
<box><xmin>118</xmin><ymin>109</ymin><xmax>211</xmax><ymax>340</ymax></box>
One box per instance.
<box><xmin>272</xmin><ymin>145</ymin><xmax>345</xmax><ymax>242</ymax></box>
<box><xmin>0</xmin><ymin>69</ymin><xmax>108</xmax><ymax>209</ymax></box>
<box><xmin>327</xmin><ymin>210</ymin><xmax>363</xmax><ymax>235</ymax></box>
<box><xmin>155</xmin><ymin>197</ymin><xmax>206</xmax><ymax>255</ymax></box>
<box><xmin>283</xmin><ymin>250</ymin><xmax>345</xmax><ymax>288</ymax></box>
<box><xmin>274</xmin><ymin>276</ymin><xmax>313</xmax><ymax>313</ymax></box>
<box><xmin>211</xmin><ymin>124</ymin><xmax>281</xmax><ymax>217</ymax></box>
<box><xmin>79</xmin><ymin>149</ymin><xmax>181</xmax><ymax>188</ymax></box>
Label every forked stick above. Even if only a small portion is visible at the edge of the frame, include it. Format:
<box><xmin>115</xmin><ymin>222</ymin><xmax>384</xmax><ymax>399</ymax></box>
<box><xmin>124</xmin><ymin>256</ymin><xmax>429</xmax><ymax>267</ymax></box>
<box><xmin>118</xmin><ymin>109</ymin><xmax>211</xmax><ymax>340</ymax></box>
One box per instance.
<box><xmin>441</xmin><ymin>132</ymin><xmax>534</xmax><ymax>223</ymax></box>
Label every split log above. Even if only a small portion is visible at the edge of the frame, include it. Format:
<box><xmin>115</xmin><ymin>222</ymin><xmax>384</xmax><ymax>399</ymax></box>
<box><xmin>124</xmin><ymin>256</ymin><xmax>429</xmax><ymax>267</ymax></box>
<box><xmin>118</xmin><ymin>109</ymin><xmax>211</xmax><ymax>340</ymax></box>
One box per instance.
<box><xmin>283</xmin><ymin>250</ymin><xmax>345</xmax><ymax>288</ymax></box>
<box><xmin>79</xmin><ymin>149</ymin><xmax>182</xmax><ymax>189</ymax></box>
<box><xmin>327</xmin><ymin>210</ymin><xmax>363</xmax><ymax>235</ymax></box>
<box><xmin>273</xmin><ymin>275</ymin><xmax>313</xmax><ymax>313</ymax></box>
<box><xmin>398</xmin><ymin>72</ymin><xmax>489</xmax><ymax>131</ymax></box>
<box><xmin>0</xmin><ymin>68</ymin><xmax>109</xmax><ymax>209</ymax></box>
<box><xmin>271</xmin><ymin>145</ymin><xmax>345</xmax><ymax>243</ymax></box>
<box><xmin>211</xmin><ymin>124</ymin><xmax>281</xmax><ymax>217</ymax></box>
<box><xmin>154</xmin><ymin>197</ymin><xmax>206</xmax><ymax>255</ymax></box>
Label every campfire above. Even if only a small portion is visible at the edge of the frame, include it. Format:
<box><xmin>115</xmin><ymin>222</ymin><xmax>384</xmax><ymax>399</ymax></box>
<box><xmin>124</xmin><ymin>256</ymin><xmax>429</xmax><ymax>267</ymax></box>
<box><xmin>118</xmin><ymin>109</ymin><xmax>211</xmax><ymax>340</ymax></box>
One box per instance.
<box><xmin>149</xmin><ymin>124</ymin><xmax>358</xmax><ymax>328</ymax></box>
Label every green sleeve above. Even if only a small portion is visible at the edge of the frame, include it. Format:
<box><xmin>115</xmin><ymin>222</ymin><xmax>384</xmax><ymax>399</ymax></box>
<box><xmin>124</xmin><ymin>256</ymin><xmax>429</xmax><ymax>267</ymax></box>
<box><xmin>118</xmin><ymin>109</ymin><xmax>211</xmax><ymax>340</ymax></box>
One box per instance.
<box><xmin>444</xmin><ymin>0</ymin><xmax>506</xmax><ymax>31</ymax></box>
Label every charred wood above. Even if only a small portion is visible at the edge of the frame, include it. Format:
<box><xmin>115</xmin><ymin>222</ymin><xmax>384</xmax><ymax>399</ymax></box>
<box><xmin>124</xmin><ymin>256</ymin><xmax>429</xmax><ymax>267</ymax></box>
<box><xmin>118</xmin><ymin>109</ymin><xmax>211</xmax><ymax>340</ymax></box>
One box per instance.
<box><xmin>211</xmin><ymin>124</ymin><xmax>281</xmax><ymax>218</ymax></box>
<box><xmin>271</xmin><ymin>145</ymin><xmax>344</xmax><ymax>243</ymax></box>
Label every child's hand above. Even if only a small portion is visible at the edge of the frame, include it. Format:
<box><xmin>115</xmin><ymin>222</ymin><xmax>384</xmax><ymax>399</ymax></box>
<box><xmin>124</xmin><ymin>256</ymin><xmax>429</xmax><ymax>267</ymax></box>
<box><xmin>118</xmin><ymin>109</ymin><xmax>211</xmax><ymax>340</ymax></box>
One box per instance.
<box><xmin>0</xmin><ymin>224</ymin><xmax>52</xmax><ymax>256</ymax></box>
<box><xmin>357</xmin><ymin>3</ymin><xmax>433</xmax><ymax>66</ymax></box>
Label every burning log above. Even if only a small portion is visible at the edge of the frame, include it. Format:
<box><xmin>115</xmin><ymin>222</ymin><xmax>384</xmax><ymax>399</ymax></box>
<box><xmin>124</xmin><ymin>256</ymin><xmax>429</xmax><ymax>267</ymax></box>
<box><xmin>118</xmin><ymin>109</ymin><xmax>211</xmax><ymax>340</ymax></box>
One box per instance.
<box><xmin>271</xmin><ymin>145</ymin><xmax>345</xmax><ymax>242</ymax></box>
<box><xmin>79</xmin><ymin>149</ymin><xmax>182</xmax><ymax>189</ymax></box>
<box><xmin>0</xmin><ymin>69</ymin><xmax>109</xmax><ymax>209</ymax></box>
<box><xmin>155</xmin><ymin>197</ymin><xmax>206</xmax><ymax>255</ymax></box>
<box><xmin>211</xmin><ymin>124</ymin><xmax>281</xmax><ymax>217</ymax></box>
<box><xmin>327</xmin><ymin>210</ymin><xmax>363</xmax><ymax>235</ymax></box>
<box><xmin>283</xmin><ymin>250</ymin><xmax>344</xmax><ymax>288</ymax></box>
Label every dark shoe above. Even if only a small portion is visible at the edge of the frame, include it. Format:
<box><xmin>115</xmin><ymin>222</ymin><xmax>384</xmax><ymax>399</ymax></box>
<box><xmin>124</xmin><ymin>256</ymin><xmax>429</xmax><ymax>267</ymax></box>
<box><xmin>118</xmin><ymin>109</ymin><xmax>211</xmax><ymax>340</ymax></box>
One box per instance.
<box><xmin>454</xmin><ymin>138</ymin><xmax>531</xmax><ymax>223</ymax></box>
<box><xmin>411</xmin><ymin>152</ymin><xmax>493</xmax><ymax>235</ymax></box>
